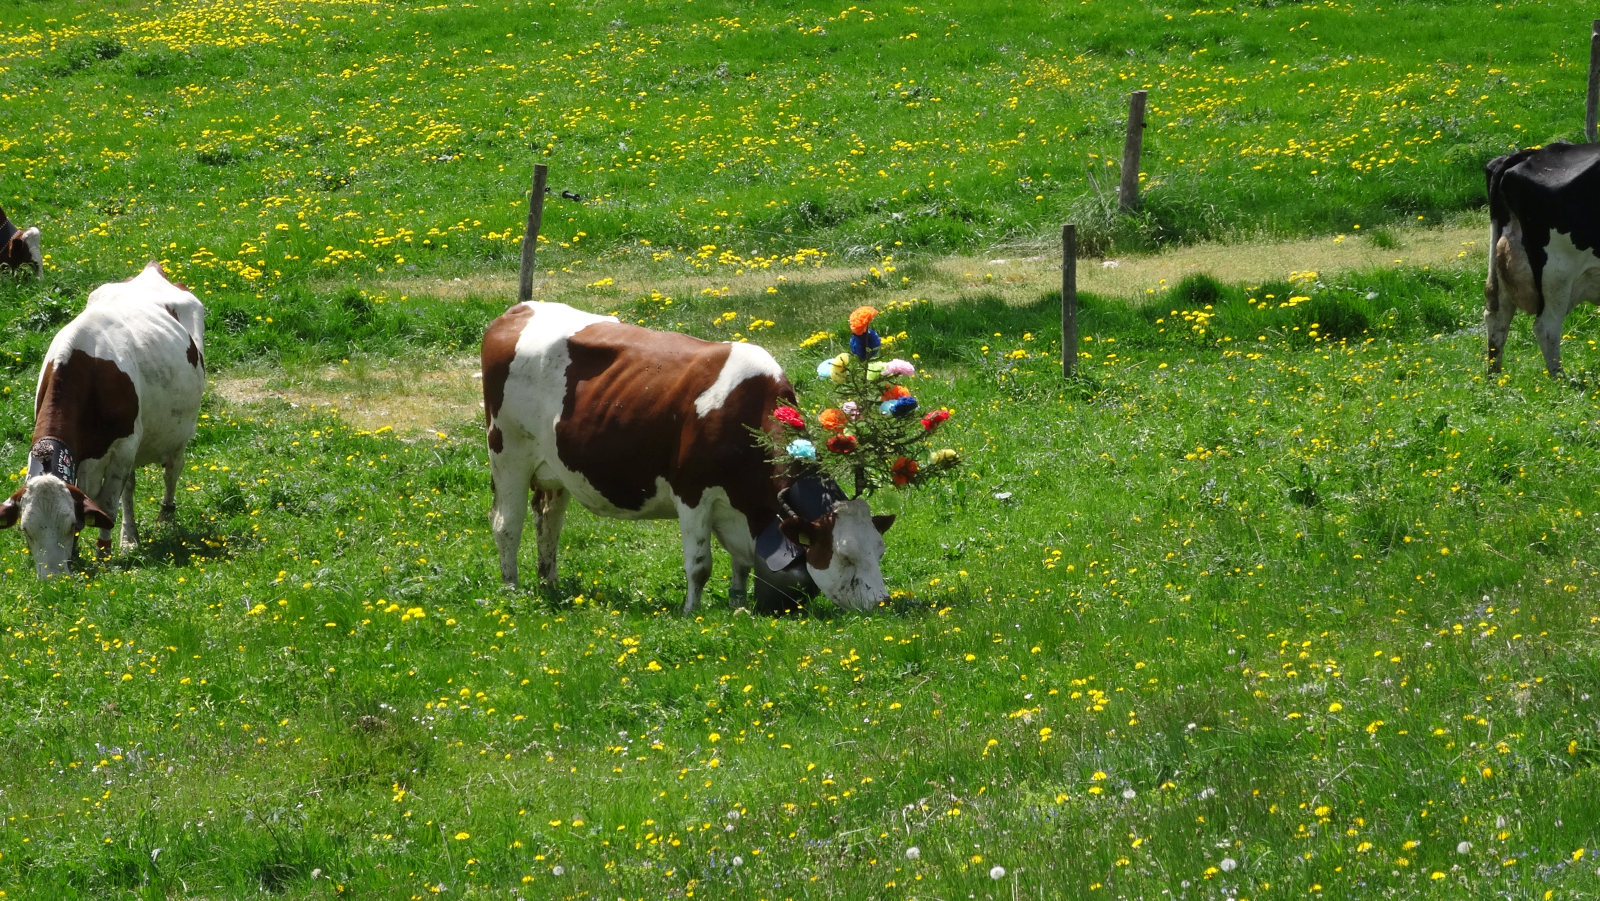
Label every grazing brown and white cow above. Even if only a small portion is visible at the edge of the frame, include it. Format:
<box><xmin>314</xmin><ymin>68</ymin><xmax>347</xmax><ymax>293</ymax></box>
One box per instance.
<box><xmin>1485</xmin><ymin>141</ymin><xmax>1600</xmax><ymax>375</ymax></box>
<box><xmin>0</xmin><ymin>205</ymin><xmax>42</xmax><ymax>276</ymax></box>
<box><xmin>0</xmin><ymin>264</ymin><xmax>206</xmax><ymax>576</ymax></box>
<box><xmin>481</xmin><ymin>301</ymin><xmax>894</xmax><ymax>614</ymax></box>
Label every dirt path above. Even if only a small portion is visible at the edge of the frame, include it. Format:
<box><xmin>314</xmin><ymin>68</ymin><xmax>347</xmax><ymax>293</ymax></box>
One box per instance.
<box><xmin>212</xmin><ymin>220</ymin><xmax>1489</xmax><ymax>434</ymax></box>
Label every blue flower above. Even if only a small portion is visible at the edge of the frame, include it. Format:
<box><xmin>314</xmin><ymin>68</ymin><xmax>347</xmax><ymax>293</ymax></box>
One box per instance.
<box><xmin>878</xmin><ymin>396</ymin><xmax>918</xmax><ymax>417</ymax></box>
<box><xmin>850</xmin><ymin>328</ymin><xmax>881</xmax><ymax>360</ymax></box>
<box><xmin>786</xmin><ymin>438</ymin><xmax>817</xmax><ymax>461</ymax></box>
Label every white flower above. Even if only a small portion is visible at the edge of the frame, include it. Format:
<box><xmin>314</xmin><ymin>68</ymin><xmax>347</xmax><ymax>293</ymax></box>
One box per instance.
<box><xmin>551</xmin><ymin>865</ymin><xmax>564</xmax><ymax>876</ymax></box>
<box><xmin>1219</xmin><ymin>857</ymin><xmax>1237</xmax><ymax>872</ymax></box>
<box><xmin>1122</xmin><ymin>787</ymin><xmax>1137</xmax><ymax>800</ymax></box>
<box><xmin>989</xmin><ymin>865</ymin><xmax>1007</xmax><ymax>880</ymax></box>
<box><xmin>905</xmin><ymin>846</ymin><xmax>921</xmax><ymax>860</ymax></box>
<box><xmin>1457</xmin><ymin>841</ymin><xmax>1472</xmax><ymax>854</ymax></box>
<box><xmin>732</xmin><ymin>856</ymin><xmax>743</xmax><ymax>867</ymax></box>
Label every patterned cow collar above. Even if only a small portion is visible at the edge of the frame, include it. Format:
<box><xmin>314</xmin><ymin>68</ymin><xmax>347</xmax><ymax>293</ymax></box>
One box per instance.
<box><xmin>28</xmin><ymin>437</ymin><xmax>76</xmax><ymax>486</ymax></box>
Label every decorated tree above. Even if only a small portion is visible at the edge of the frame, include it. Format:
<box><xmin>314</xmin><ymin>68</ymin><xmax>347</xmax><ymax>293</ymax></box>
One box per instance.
<box><xmin>766</xmin><ymin>305</ymin><xmax>959</xmax><ymax>496</ymax></box>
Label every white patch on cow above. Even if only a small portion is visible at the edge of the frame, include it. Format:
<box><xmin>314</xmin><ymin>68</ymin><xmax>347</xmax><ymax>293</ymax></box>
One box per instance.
<box><xmin>87</xmin><ymin>260</ymin><xmax>206</xmax><ymax>356</ymax></box>
<box><xmin>1538</xmin><ymin>230</ymin><xmax>1600</xmax><ymax>318</ymax></box>
<box><xmin>694</xmin><ymin>342</ymin><xmax>784</xmax><ymax>419</ymax></box>
<box><xmin>806</xmin><ymin>498</ymin><xmax>889</xmax><ymax>611</ymax></box>
<box><xmin>20</xmin><ymin>226</ymin><xmax>41</xmax><ymax>271</ymax></box>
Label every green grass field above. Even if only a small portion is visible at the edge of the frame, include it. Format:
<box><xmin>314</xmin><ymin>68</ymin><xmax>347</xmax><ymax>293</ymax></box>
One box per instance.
<box><xmin>4</xmin><ymin>1</ymin><xmax>1600</xmax><ymax>898</ymax></box>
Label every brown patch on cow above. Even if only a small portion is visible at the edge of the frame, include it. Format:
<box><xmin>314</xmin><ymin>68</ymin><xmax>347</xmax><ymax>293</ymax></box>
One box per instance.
<box><xmin>488</xmin><ymin>425</ymin><xmax>503</xmax><ymax>454</ymax></box>
<box><xmin>554</xmin><ymin>321</ymin><xmax>791</xmax><ymax>533</ymax></box>
<box><xmin>33</xmin><ymin>349</ymin><xmax>139</xmax><ymax>462</ymax></box>
<box><xmin>186</xmin><ymin>337</ymin><xmax>201</xmax><ymax>368</ymax></box>
<box><xmin>803</xmin><ymin>514</ymin><xmax>837</xmax><ymax>570</ymax></box>
<box><xmin>481</xmin><ymin>303</ymin><xmax>535</xmax><ymax>432</ymax></box>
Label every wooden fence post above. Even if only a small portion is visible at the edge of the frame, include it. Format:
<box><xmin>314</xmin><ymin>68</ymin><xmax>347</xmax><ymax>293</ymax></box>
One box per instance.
<box><xmin>1588</xmin><ymin>20</ymin><xmax>1600</xmax><ymax>143</ymax></box>
<box><xmin>518</xmin><ymin>164</ymin><xmax>549</xmax><ymax>303</ymax></box>
<box><xmin>1119</xmin><ymin>90</ymin><xmax>1147</xmax><ymax>212</ymax></box>
<box><xmin>1062</xmin><ymin>224</ymin><xmax>1078</xmax><ymax>378</ymax></box>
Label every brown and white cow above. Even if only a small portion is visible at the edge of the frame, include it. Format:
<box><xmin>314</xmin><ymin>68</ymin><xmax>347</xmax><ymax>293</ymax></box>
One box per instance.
<box><xmin>1485</xmin><ymin>141</ymin><xmax>1600</xmax><ymax>376</ymax></box>
<box><xmin>481</xmin><ymin>301</ymin><xmax>894</xmax><ymax>614</ymax></box>
<box><xmin>0</xmin><ymin>264</ymin><xmax>206</xmax><ymax>576</ymax></box>
<box><xmin>0</xmin><ymin>205</ymin><xmax>42</xmax><ymax>276</ymax></box>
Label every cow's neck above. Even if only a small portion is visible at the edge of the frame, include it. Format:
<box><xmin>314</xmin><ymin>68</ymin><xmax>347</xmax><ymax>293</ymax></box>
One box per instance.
<box><xmin>28</xmin><ymin>436</ymin><xmax>78</xmax><ymax>486</ymax></box>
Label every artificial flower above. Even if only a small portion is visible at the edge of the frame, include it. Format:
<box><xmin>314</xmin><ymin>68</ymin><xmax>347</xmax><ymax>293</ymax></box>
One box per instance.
<box><xmin>849</xmin><ymin>306</ymin><xmax>879</xmax><ymax>335</ymax></box>
<box><xmin>880</xmin><ymin>384</ymin><xmax>911</xmax><ymax>401</ymax></box>
<box><xmin>891</xmin><ymin>456</ymin><xmax>920</xmax><ymax>486</ymax></box>
<box><xmin>819</xmin><ymin>408</ymin><xmax>849</xmax><ymax>431</ymax></box>
<box><xmin>883</xmin><ymin>358</ymin><xmax>915</xmax><ymax>376</ymax></box>
<box><xmin>827</xmin><ymin>352</ymin><xmax>851</xmax><ymax>383</ymax></box>
<box><xmin>826</xmin><ymin>434</ymin><xmax>857</xmax><ymax>454</ymax></box>
<box><xmin>786</xmin><ymin>438</ymin><xmax>817</xmax><ymax>461</ymax></box>
<box><xmin>841</xmin><ymin>401</ymin><xmax>860</xmax><ymax>418</ymax></box>
<box><xmin>774</xmin><ymin>406</ymin><xmax>805</xmax><ymax>429</ymax></box>
<box><xmin>921</xmin><ymin>409</ymin><xmax>950</xmax><ymax>431</ymax></box>
<box><xmin>928</xmin><ymin>448</ymin><xmax>959</xmax><ymax>468</ymax></box>
<box><xmin>850</xmin><ymin>328</ymin><xmax>881</xmax><ymax>360</ymax></box>
<box><xmin>880</xmin><ymin>396</ymin><xmax>918</xmax><ymax>417</ymax></box>
<box><xmin>815</xmin><ymin>358</ymin><xmax>836</xmax><ymax>380</ymax></box>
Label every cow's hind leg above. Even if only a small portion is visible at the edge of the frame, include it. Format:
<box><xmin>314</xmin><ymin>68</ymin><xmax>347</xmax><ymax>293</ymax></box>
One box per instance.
<box><xmin>157</xmin><ymin>453</ymin><xmax>184</xmax><ymax>524</ymax></box>
<box><xmin>533</xmin><ymin>487</ymin><xmax>569</xmax><ymax>589</ymax></box>
<box><xmin>489</xmin><ymin>453</ymin><xmax>535</xmax><ymax>587</ymax></box>
<box><xmin>1485</xmin><ymin>286</ymin><xmax>1514</xmax><ymax>374</ymax></box>
<box><xmin>1534</xmin><ymin>306</ymin><xmax>1567</xmax><ymax>377</ymax></box>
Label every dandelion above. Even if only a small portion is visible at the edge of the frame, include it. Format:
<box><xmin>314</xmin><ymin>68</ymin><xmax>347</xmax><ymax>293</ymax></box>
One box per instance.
<box><xmin>1220</xmin><ymin>857</ymin><xmax>1237</xmax><ymax>872</ymax></box>
<box><xmin>990</xmin><ymin>865</ymin><xmax>1006</xmax><ymax>879</ymax></box>
<box><xmin>906</xmin><ymin>846</ymin><xmax>921</xmax><ymax>860</ymax></box>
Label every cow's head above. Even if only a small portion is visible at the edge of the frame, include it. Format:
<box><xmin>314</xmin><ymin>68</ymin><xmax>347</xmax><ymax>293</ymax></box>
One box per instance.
<box><xmin>0</xmin><ymin>475</ymin><xmax>113</xmax><ymax>578</ymax></box>
<box><xmin>770</xmin><ymin>476</ymin><xmax>895</xmax><ymax>612</ymax></box>
<box><xmin>0</xmin><ymin>206</ymin><xmax>41</xmax><ymax>277</ymax></box>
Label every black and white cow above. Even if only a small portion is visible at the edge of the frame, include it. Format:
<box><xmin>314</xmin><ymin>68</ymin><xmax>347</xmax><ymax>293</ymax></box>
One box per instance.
<box><xmin>1485</xmin><ymin>141</ymin><xmax>1600</xmax><ymax>375</ymax></box>
<box><xmin>0</xmin><ymin>264</ymin><xmax>206</xmax><ymax>576</ymax></box>
<box><xmin>481</xmin><ymin>301</ymin><xmax>894</xmax><ymax>615</ymax></box>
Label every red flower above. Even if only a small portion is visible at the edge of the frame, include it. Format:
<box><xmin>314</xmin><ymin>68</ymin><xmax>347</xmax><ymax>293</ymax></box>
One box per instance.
<box><xmin>826</xmin><ymin>434</ymin><xmax>857</xmax><ymax>454</ymax></box>
<box><xmin>921</xmin><ymin>409</ymin><xmax>950</xmax><ymax>432</ymax></box>
<box><xmin>774</xmin><ymin>406</ymin><xmax>805</xmax><ymax>429</ymax></box>
<box><xmin>891</xmin><ymin>456</ymin><xmax>920</xmax><ymax>486</ymax></box>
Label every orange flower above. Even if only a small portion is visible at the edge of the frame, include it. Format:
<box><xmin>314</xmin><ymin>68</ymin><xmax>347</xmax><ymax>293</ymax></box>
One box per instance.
<box><xmin>891</xmin><ymin>456</ymin><xmax>920</xmax><ymax>486</ymax></box>
<box><xmin>849</xmin><ymin>306</ymin><xmax>879</xmax><ymax>335</ymax></box>
<box><xmin>818</xmin><ymin>408</ymin><xmax>849</xmax><ymax>431</ymax></box>
<box><xmin>880</xmin><ymin>384</ymin><xmax>911</xmax><ymax>401</ymax></box>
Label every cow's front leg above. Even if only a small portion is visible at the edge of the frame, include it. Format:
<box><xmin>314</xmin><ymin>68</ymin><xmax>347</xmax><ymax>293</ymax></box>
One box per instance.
<box><xmin>102</xmin><ymin>472</ymin><xmax>136</xmax><ymax>551</ymax></box>
<box><xmin>533</xmin><ymin>487</ymin><xmax>570</xmax><ymax>589</ymax></box>
<box><xmin>676</xmin><ymin>502</ymin><xmax>714</xmax><ymax>616</ymax></box>
<box><xmin>1533</xmin><ymin>307</ymin><xmax>1567</xmax><ymax>377</ymax></box>
<box><xmin>489</xmin><ymin>454</ymin><xmax>535</xmax><ymax>587</ymax></box>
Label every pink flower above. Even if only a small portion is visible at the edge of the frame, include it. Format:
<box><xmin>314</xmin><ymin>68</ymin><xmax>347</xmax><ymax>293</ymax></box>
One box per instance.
<box><xmin>841</xmin><ymin>401</ymin><xmax>860</xmax><ymax>419</ymax></box>
<box><xmin>883</xmin><ymin>358</ymin><xmax>915</xmax><ymax>376</ymax></box>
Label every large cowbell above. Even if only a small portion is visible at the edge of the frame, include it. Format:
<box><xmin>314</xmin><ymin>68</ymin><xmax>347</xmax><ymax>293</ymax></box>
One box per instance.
<box><xmin>751</xmin><ymin>474</ymin><xmax>847</xmax><ymax>613</ymax></box>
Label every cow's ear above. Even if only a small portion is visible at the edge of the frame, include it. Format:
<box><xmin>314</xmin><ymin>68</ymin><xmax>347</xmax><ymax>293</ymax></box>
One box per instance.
<box><xmin>871</xmin><ymin>514</ymin><xmax>896</xmax><ymax>535</ymax></box>
<box><xmin>0</xmin><ymin>487</ymin><xmax>24</xmax><ymax>529</ymax></box>
<box><xmin>68</xmin><ymin>486</ymin><xmax>113</xmax><ymax>532</ymax></box>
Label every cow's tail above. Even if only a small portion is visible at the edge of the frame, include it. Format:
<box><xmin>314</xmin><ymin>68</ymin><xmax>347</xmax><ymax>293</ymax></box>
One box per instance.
<box><xmin>1484</xmin><ymin>152</ymin><xmax>1515</xmax><ymax>315</ymax></box>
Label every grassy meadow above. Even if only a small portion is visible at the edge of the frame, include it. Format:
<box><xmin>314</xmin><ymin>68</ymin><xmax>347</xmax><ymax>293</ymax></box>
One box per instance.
<box><xmin>3</xmin><ymin>0</ymin><xmax>1600</xmax><ymax>899</ymax></box>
